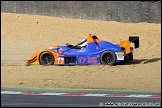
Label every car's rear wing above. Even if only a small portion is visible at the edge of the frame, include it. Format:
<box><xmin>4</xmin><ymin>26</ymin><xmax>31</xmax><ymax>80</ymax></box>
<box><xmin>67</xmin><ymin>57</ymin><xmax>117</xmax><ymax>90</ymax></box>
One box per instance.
<box><xmin>129</xmin><ymin>36</ymin><xmax>139</xmax><ymax>48</ymax></box>
<box><xmin>120</xmin><ymin>36</ymin><xmax>139</xmax><ymax>54</ymax></box>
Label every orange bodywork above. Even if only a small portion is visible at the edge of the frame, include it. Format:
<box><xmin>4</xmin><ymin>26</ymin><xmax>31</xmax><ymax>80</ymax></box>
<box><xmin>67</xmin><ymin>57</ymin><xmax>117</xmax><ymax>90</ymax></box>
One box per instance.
<box><xmin>87</xmin><ymin>34</ymin><xmax>104</xmax><ymax>43</ymax></box>
<box><xmin>26</xmin><ymin>46</ymin><xmax>60</xmax><ymax>65</ymax></box>
<box><xmin>120</xmin><ymin>40</ymin><xmax>130</xmax><ymax>54</ymax></box>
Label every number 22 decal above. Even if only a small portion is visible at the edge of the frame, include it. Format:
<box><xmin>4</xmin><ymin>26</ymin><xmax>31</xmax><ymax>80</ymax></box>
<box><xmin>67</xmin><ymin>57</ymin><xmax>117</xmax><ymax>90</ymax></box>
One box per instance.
<box><xmin>57</xmin><ymin>57</ymin><xmax>64</xmax><ymax>64</ymax></box>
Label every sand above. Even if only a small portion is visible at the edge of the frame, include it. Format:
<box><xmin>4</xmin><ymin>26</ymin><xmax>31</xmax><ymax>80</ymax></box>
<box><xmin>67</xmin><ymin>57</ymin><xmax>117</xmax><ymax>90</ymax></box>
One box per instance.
<box><xmin>1</xmin><ymin>12</ymin><xmax>161</xmax><ymax>92</ymax></box>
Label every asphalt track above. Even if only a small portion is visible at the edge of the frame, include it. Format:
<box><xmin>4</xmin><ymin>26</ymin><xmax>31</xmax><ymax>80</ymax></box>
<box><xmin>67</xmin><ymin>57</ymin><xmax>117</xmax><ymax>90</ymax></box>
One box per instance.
<box><xmin>1</xmin><ymin>87</ymin><xmax>161</xmax><ymax>107</ymax></box>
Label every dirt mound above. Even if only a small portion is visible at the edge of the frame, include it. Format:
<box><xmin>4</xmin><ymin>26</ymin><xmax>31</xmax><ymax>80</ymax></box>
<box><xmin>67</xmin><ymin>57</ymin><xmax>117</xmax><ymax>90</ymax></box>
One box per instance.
<box><xmin>1</xmin><ymin>12</ymin><xmax>161</xmax><ymax>92</ymax></box>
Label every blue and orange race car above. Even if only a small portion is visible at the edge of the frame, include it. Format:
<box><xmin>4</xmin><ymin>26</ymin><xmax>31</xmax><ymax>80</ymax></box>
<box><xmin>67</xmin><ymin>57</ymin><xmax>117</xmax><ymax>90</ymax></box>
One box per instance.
<box><xmin>26</xmin><ymin>34</ymin><xmax>139</xmax><ymax>66</ymax></box>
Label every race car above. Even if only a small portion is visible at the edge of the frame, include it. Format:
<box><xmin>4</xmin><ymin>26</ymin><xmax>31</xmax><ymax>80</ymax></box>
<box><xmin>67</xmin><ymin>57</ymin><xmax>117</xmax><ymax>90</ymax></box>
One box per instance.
<box><xmin>26</xmin><ymin>34</ymin><xmax>139</xmax><ymax>66</ymax></box>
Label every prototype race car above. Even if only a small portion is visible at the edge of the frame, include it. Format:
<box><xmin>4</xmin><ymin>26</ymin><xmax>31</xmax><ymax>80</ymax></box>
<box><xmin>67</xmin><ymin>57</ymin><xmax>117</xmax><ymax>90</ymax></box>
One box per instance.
<box><xmin>26</xmin><ymin>34</ymin><xmax>139</xmax><ymax>66</ymax></box>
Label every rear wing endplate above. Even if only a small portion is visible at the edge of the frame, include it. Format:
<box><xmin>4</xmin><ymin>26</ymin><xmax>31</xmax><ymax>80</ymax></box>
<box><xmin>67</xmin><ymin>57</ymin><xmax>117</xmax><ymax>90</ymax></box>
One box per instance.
<box><xmin>129</xmin><ymin>36</ymin><xmax>139</xmax><ymax>48</ymax></box>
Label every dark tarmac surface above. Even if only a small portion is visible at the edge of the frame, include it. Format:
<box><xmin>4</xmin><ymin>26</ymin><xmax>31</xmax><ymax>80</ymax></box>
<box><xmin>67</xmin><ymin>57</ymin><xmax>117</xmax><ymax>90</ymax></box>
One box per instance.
<box><xmin>1</xmin><ymin>94</ymin><xmax>161</xmax><ymax>107</ymax></box>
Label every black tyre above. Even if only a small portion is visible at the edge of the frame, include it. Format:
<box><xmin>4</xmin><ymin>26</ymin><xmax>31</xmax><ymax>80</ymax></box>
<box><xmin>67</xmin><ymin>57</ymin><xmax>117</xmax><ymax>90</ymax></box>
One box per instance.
<box><xmin>39</xmin><ymin>52</ymin><xmax>54</xmax><ymax>65</ymax></box>
<box><xmin>100</xmin><ymin>51</ymin><xmax>116</xmax><ymax>66</ymax></box>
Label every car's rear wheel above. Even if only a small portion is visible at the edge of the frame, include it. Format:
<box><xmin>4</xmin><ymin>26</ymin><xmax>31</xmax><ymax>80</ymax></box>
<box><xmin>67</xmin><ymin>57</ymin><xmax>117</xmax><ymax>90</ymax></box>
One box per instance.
<box><xmin>100</xmin><ymin>51</ymin><xmax>116</xmax><ymax>66</ymax></box>
<box><xmin>39</xmin><ymin>52</ymin><xmax>54</xmax><ymax>65</ymax></box>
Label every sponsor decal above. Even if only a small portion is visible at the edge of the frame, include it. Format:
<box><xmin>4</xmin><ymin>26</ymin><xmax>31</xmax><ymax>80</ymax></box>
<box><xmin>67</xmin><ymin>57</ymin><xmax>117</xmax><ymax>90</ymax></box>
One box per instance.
<box><xmin>123</xmin><ymin>42</ymin><xmax>127</xmax><ymax>46</ymax></box>
<box><xmin>87</xmin><ymin>56</ymin><xmax>97</xmax><ymax>63</ymax></box>
<box><xmin>115</xmin><ymin>52</ymin><xmax>124</xmax><ymax>60</ymax></box>
<box><xmin>117</xmin><ymin>55</ymin><xmax>124</xmax><ymax>60</ymax></box>
<box><xmin>115</xmin><ymin>52</ymin><xmax>124</xmax><ymax>55</ymax></box>
<box><xmin>57</xmin><ymin>57</ymin><xmax>64</xmax><ymax>64</ymax></box>
<box><xmin>78</xmin><ymin>57</ymin><xmax>86</xmax><ymax>63</ymax></box>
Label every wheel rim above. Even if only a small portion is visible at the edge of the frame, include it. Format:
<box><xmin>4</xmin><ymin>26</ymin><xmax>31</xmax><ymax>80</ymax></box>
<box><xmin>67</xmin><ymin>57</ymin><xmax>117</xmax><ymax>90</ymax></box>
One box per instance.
<box><xmin>103</xmin><ymin>53</ymin><xmax>114</xmax><ymax>64</ymax></box>
<box><xmin>42</xmin><ymin>53</ymin><xmax>53</xmax><ymax>65</ymax></box>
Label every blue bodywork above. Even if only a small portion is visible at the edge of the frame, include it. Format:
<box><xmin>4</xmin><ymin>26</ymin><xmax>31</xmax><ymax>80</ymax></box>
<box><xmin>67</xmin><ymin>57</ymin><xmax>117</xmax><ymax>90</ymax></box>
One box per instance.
<box><xmin>49</xmin><ymin>40</ymin><xmax>133</xmax><ymax>65</ymax></box>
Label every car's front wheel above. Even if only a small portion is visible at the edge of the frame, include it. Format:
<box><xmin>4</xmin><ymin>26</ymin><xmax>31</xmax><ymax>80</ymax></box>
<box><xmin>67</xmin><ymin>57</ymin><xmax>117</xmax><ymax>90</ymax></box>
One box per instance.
<box><xmin>100</xmin><ymin>51</ymin><xmax>116</xmax><ymax>66</ymax></box>
<box><xmin>39</xmin><ymin>52</ymin><xmax>54</xmax><ymax>65</ymax></box>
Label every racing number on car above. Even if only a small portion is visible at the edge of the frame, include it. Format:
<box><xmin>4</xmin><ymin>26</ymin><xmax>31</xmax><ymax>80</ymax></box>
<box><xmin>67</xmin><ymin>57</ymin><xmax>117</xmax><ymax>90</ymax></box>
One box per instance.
<box><xmin>57</xmin><ymin>57</ymin><xmax>64</xmax><ymax>64</ymax></box>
